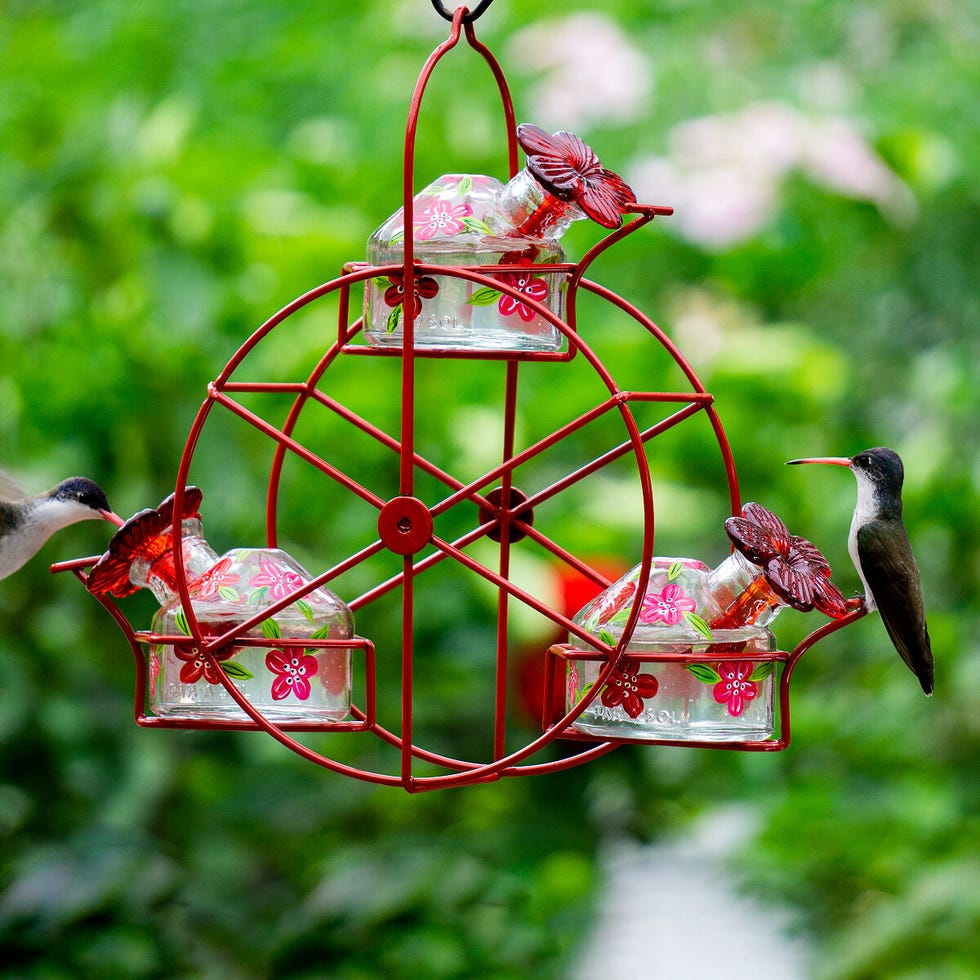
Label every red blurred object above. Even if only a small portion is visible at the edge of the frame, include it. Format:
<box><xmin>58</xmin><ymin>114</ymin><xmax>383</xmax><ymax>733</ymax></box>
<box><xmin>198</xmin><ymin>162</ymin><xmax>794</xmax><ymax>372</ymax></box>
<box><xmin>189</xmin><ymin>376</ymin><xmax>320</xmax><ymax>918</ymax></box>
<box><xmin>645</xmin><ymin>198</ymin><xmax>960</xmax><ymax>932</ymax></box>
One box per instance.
<box><xmin>515</xmin><ymin>559</ymin><xmax>626</xmax><ymax>726</ymax></box>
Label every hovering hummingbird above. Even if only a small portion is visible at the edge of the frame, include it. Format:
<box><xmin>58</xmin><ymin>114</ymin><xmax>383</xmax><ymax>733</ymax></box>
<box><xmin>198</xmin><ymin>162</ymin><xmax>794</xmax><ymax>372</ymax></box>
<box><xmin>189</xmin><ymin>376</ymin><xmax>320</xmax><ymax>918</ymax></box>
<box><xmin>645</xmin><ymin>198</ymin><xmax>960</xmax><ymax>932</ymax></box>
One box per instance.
<box><xmin>787</xmin><ymin>447</ymin><xmax>934</xmax><ymax>695</ymax></box>
<box><xmin>0</xmin><ymin>476</ymin><xmax>116</xmax><ymax>580</ymax></box>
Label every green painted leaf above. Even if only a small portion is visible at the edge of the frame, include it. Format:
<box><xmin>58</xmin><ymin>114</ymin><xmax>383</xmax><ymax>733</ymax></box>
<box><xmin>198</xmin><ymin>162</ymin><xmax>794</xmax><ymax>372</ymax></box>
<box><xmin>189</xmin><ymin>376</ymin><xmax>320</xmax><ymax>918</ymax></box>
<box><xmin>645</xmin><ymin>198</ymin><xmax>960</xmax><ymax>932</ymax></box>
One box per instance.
<box><xmin>687</xmin><ymin>663</ymin><xmax>721</xmax><ymax>684</ymax></box>
<box><xmin>467</xmin><ymin>286</ymin><xmax>501</xmax><ymax>306</ymax></box>
<box><xmin>218</xmin><ymin>586</ymin><xmax>240</xmax><ymax>602</ymax></box>
<box><xmin>222</xmin><ymin>661</ymin><xmax>255</xmax><ymax>681</ymax></box>
<box><xmin>750</xmin><ymin>662</ymin><xmax>776</xmax><ymax>681</ymax></box>
<box><xmin>309</xmin><ymin>624</ymin><xmax>332</xmax><ymax>640</ymax></box>
<box><xmin>296</xmin><ymin>598</ymin><xmax>315</xmax><ymax>623</ymax></box>
<box><xmin>461</xmin><ymin>216</ymin><xmax>494</xmax><ymax>236</ymax></box>
<box><xmin>668</xmin><ymin>561</ymin><xmax>683</xmax><ymax>581</ymax></box>
<box><xmin>387</xmin><ymin>229</ymin><xmax>404</xmax><ymax>246</ymax></box>
<box><xmin>248</xmin><ymin>586</ymin><xmax>269</xmax><ymax>605</ymax></box>
<box><xmin>175</xmin><ymin>608</ymin><xmax>191</xmax><ymax>636</ymax></box>
<box><xmin>457</xmin><ymin>175</ymin><xmax>473</xmax><ymax>195</ymax></box>
<box><xmin>685</xmin><ymin>613</ymin><xmax>713</xmax><ymax>640</ymax></box>
<box><xmin>598</xmin><ymin>629</ymin><xmax>617</xmax><ymax>648</ymax></box>
<box><xmin>386</xmin><ymin>304</ymin><xmax>402</xmax><ymax>333</ymax></box>
<box><xmin>261</xmin><ymin>618</ymin><xmax>282</xmax><ymax>639</ymax></box>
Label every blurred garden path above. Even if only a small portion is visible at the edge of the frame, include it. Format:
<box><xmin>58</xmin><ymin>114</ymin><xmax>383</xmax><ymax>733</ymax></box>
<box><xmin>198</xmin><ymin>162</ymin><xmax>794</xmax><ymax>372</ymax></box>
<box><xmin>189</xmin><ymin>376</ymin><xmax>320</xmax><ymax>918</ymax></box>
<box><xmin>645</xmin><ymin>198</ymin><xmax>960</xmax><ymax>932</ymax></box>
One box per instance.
<box><xmin>573</xmin><ymin>806</ymin><xmax>810</xmax><ymax>979</ymax></box>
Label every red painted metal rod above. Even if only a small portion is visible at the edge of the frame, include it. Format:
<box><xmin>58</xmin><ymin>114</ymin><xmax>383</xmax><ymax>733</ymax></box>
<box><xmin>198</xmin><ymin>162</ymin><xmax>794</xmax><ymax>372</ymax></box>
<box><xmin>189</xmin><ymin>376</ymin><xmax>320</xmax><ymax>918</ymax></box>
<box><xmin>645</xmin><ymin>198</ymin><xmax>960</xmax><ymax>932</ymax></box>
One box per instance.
<box><xmin>208</xmin><ymin>387</ymin><xmax>387</xmax><ymax>511</ymax></box>
<box><xmin>516</xmin><ymin>399</ymin><xmax>711</xmax><ymax>514</ymax></box>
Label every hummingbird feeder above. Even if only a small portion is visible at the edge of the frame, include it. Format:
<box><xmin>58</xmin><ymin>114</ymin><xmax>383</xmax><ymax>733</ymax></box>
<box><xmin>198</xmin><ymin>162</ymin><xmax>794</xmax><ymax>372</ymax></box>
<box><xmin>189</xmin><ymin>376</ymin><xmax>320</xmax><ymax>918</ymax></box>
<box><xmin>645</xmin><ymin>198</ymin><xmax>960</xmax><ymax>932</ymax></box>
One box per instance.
<box><xmin>52</xmin><ymin>1</ymin><xmax>865</xmax><ymax>792</ymax></box>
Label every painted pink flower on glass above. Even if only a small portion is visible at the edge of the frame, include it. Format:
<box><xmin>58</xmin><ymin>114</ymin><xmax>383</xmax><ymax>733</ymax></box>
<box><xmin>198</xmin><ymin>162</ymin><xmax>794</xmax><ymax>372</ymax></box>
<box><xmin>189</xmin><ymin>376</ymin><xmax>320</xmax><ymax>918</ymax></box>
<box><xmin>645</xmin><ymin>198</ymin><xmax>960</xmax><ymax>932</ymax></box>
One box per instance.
<box><xmin>266</xmin><ymin>650</ymin><xmax>319</xmax><ymax>701</ymax></box>
<box><xmin>566</xmin><ymin>662</ymin><xmax>581</xmax><ymax>706</ymax></box>
<box><xmin>600</xmin><ymin>657</ymin><xmax>659</xmax><ymax>719</ymax></box>
<box><xmin>496</xmin><ymin>270</ymin><xmax>549</xmax><ymax>322</ymax></box>
<box><xmin>639</xmin><ymin>582</ymin><xmax>697</xmax><ymax>626</ymax></box>
<box><xmin>713</xmin><ymin>661</ymin><xmax>758</xmax><ymax>716</ymax></box>
<box><xmin>413</xmin><ymin>200</ymin><xmax>473</xmax><ymax>240</ymax></box>
<box><xmin>149</xmin><ymin>649</ymin><xmax>161</xmax><ymax>697</ymax></box>
<box><xmin>593</xmin><ymin>580</ymin><xmax>636</xmax><ymax>625</ymax></box>
<box><xmin>194</xmin><ymin>557</ymin><xmax>240</xmax><ymax>599</ymax></box>
<box><xmin>248</xmin><ymin>561</ymin><xmax>305</xmax><ymax>601</ymax></box>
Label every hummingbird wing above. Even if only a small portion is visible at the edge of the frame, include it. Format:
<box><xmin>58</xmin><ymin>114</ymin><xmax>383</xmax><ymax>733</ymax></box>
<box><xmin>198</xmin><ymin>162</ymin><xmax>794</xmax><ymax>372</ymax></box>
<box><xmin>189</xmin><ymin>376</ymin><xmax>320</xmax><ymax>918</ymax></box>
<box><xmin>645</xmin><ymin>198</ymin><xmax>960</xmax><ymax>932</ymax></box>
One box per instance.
<box><xmin>0</xmin><ymin>469</ymin><xmax>26</xmax><ymax>501</ymax></box>
<box><xmin>857</xmin><ymin>519</ymin><xmax>934</xmax><ymax>695</ymax></box>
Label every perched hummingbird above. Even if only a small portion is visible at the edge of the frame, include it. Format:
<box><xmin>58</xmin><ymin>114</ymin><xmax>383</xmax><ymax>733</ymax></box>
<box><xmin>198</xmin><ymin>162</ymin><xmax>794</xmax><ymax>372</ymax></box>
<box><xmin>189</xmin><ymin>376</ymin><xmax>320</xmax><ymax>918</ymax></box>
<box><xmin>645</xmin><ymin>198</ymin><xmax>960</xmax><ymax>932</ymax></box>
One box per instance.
<box><xmin>787</xmin><ymin>447</ymin><xmax>934</xmax><ymax>695</ymax></box>
<box><xmin>0</xmin><ymin>476</ymin><xmax>115</xmax><ymax>580</ymax></box>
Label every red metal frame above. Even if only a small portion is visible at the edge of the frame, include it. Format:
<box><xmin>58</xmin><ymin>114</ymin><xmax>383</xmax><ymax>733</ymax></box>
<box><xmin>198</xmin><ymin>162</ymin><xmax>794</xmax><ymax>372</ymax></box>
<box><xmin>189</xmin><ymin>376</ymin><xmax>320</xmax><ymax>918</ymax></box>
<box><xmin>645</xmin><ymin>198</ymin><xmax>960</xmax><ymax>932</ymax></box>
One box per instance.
<box><xmin>51</xmin><ymin>6</ymin><xmax>862</xmax><ymax>791</ymax></box>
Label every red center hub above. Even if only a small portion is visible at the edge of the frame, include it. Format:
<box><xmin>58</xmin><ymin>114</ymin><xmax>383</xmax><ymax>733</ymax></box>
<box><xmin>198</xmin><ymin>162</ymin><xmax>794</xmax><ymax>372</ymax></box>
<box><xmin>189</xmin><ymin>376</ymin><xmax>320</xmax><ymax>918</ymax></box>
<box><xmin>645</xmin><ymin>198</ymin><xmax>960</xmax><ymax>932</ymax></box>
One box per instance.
<box><xmin>479</xmin><ymin>486</ymin><xmax>534</xmax><ymax>542</ymax></box>
<box><xmin>378</xmin><ymin>496</ymin><xmax>434</xmax><ymax>555</ymax></box>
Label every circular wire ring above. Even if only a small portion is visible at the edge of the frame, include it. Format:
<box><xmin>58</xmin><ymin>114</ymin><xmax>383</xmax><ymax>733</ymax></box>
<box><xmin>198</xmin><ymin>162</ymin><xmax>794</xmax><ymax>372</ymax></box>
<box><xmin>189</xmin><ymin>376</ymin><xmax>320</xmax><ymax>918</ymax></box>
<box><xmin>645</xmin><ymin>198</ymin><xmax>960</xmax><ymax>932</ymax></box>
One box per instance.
<box><xmin>430</xmin><ymin>0</ymin><xmax>494</xmax><ymax>24</ymax></box>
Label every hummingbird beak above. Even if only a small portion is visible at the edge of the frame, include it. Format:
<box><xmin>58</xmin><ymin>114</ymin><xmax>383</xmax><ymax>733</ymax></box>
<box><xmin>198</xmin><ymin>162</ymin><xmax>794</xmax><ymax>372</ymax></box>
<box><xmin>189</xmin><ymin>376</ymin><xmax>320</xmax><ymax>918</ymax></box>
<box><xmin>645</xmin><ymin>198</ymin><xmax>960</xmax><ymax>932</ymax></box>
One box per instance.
<box><xmin>786</xmin><ymin>456</ymin><xmax>853</xmax><ymax>467</ymax></box>
<box><xmin>101</xmin><ymin>509</ymin><xmax>126</xmax><ymax>527</ymax></box>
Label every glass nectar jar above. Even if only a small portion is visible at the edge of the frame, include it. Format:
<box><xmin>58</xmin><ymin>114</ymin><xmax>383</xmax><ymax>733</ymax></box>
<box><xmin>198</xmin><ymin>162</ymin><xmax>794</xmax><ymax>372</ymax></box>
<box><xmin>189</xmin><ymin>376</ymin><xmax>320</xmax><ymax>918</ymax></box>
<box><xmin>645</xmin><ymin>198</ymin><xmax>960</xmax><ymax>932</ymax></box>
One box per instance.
<box><xmin>361</xmin><ymin>125</ymin><xmax>637</xmax><ymax>353</ymax></box>
<box><xmin>88</xmin><ymin>494</ymin><xmax>353</xmax><ymax>724</ymax></box>
<box><xmin>363</xmin><ymin>173</ymin><xmax>567</xmax><ymax>352</ymax></box>
<box><xmin>565</xmin><ymin>558</ymin><xmax>777</xmax><ymax>743</ymax></box>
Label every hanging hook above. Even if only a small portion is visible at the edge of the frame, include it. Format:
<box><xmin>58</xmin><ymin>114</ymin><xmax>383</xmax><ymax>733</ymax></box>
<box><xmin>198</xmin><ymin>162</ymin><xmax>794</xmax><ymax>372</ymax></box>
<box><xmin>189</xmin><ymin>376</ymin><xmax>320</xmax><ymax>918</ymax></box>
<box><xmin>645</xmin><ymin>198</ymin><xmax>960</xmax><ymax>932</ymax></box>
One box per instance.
<box><xmin>430</xmin><ymin>0</ymin><xmax>494</xmax><ymax>24</ymax></box>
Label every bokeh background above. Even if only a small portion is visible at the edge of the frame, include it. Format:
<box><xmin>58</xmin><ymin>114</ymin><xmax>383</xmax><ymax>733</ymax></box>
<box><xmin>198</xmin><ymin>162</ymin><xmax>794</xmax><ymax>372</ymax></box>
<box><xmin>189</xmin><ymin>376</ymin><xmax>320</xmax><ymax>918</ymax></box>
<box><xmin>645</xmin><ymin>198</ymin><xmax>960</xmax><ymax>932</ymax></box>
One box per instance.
<box><xmin>1</xmin><ymin>0</ymin><xmax>977</xmax><ymax>976</ymax></box>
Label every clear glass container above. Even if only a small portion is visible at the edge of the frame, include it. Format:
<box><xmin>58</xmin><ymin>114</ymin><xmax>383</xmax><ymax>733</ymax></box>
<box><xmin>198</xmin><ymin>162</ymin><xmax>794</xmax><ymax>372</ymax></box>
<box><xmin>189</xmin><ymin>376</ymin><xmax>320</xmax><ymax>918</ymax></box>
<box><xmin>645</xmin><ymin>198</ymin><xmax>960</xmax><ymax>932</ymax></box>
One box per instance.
<box><xmin>565</xmin><ymin>557</ymin><xmax>777</xmax><ymax>742</ymax></box>
<box><xmin>362</xmin><ymin>173</ymin><xmax>567</xmax><ymax>351</ymax></box>
<box><xmin>565</xmin><ymin>625</ymin><xmax>777</xmax><ymax>743</ymax></box>
<box><xmin>135</xmin><ymin>519</ymin><xmax>353</xmax><ymax>723</ymax></box>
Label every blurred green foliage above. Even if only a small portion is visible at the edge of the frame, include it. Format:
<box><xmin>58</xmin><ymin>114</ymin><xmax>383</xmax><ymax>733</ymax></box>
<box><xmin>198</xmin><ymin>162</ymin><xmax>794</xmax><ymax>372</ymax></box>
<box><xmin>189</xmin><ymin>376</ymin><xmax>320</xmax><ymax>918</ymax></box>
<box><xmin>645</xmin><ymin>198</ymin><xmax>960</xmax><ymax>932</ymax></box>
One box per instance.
<box><xmin>1</xmin><ymin>1</ymin><xmax>977</xmax><ymax>976</ymax></box>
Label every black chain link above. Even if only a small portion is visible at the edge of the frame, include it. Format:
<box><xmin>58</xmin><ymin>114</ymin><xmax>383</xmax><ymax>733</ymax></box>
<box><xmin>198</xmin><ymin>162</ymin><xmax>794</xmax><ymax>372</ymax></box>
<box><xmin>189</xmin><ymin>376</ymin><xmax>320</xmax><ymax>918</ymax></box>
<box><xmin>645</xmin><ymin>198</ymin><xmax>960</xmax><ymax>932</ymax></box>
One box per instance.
<box><xmin>430</xmin><ymin>1</ymin><xmax>495</xmax><ymax>24</ymax></box>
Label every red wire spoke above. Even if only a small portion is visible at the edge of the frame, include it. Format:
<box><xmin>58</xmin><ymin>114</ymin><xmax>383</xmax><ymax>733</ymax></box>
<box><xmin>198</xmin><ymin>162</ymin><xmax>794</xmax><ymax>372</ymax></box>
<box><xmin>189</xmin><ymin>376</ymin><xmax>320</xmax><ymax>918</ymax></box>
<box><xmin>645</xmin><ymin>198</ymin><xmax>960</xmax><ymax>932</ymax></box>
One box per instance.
<box><xmin>423</xmin><ymin>532</ymin><xmax>604</xmax><ymax>647</ymax></box>
<box><xmin>209</xmin><ymin>388</ymin><xmax>387</xmax><ymax>512</ymax></box>
<box><xmin>512</xmin><ymin>398</ymin><xmax>712</xmax><ymax>515</ymax></box>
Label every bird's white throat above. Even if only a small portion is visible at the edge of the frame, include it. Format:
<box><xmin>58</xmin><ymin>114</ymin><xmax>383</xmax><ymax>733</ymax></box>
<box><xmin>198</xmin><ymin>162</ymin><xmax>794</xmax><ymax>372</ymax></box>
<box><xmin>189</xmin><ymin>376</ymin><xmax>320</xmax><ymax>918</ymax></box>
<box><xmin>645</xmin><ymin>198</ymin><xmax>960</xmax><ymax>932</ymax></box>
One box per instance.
<box><xmin>847</xmin><ymin>467</ymin><xmax>879</xmax><ymax>610</ymax></box>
